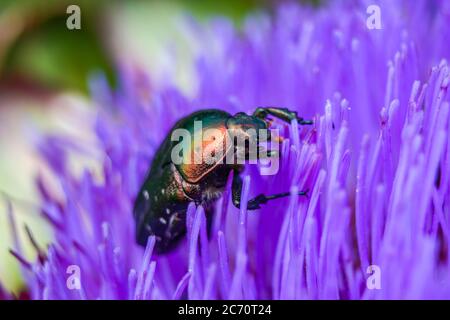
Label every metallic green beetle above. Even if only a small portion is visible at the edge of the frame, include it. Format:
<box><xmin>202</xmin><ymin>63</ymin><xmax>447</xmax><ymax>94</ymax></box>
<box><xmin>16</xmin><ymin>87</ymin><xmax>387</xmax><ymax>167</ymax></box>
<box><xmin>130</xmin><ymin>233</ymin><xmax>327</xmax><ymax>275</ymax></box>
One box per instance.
<box><xmin>133</xmin><ymin>107</ymin><xmax>312</xmax><ymax>253</ymax></box>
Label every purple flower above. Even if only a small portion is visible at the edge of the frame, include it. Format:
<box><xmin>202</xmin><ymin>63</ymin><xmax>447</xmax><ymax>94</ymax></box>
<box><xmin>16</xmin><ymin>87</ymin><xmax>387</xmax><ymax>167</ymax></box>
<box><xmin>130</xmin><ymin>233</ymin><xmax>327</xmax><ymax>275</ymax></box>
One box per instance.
<box><xmin>5</xmin><ymin>0</ymin><xmax>450</xmax><ymax>299</ymax></box>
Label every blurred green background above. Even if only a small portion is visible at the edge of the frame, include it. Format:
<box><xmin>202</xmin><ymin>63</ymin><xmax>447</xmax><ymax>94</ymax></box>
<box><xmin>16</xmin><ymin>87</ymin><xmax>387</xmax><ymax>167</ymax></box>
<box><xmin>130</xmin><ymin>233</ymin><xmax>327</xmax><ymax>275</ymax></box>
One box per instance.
<box><xmin>0</xmin><ymin>0</ymin><xmax>320</xmax><ymax>296</ymax></box>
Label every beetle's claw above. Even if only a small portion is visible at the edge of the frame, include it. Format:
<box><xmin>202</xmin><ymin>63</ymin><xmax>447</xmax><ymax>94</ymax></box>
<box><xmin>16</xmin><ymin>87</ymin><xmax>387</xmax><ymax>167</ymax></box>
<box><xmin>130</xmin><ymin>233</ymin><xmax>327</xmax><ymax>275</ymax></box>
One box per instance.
<box><xmin>298</xmin><ymin>189</ymin><xmax>310</xmax><ymax>199</ymax></box>
<box><xmin>297</xmin><ymin>117</ymin><xmax>314</xmax><ymax>125</ymax></box>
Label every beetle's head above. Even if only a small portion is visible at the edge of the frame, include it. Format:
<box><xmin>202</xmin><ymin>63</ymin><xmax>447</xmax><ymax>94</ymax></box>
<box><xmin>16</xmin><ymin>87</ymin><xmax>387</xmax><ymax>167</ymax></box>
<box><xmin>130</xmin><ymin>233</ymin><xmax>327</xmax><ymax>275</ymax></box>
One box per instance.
<box><xmin>227</xmin><ymin>112</ymin><xmax>271</xmax><ymax>161</ymax></box>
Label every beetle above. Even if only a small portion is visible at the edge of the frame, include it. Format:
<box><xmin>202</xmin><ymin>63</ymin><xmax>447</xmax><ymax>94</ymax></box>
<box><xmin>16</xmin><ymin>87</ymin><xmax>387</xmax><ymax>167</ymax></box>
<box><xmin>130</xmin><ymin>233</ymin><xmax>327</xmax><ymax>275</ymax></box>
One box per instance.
<box><xmin>133</xmin><ymin>107</ymin><xmax>312</xmax><ymax>253</ymax></box>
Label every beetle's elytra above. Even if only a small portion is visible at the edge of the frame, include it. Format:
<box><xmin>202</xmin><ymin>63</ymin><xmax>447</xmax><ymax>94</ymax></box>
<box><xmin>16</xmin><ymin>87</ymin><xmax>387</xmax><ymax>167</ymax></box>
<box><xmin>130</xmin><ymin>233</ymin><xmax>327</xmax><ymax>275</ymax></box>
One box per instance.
<box><xmin>133</xmin><ymin>107</ymin><xmax>312</xmax><ymax>253</ymax></box>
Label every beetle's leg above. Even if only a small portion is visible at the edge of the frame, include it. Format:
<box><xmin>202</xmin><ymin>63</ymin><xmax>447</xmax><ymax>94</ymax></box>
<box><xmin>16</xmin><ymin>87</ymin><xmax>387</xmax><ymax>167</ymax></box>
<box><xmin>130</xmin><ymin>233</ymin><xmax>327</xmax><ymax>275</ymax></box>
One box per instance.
<box><xmin>253</xmin><ymin>107</ymin><xmax>313</xmax><ymax>125</ymax></box>
<box><xmin>231</xmin><ymin>171</ymin><xmax>308</xmax><ymax>210</ymax></box>
<box><xmin>231</xmin><ymin>170</ymin><xmax>244</xmax><ymax>209</ymax></box>
<box><xmin>246</xmin><ymin>190</ymin><xmax>308</xmax><ymax>210</ymax></box>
